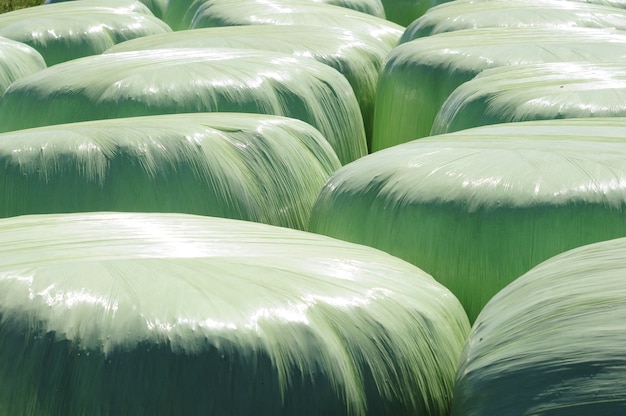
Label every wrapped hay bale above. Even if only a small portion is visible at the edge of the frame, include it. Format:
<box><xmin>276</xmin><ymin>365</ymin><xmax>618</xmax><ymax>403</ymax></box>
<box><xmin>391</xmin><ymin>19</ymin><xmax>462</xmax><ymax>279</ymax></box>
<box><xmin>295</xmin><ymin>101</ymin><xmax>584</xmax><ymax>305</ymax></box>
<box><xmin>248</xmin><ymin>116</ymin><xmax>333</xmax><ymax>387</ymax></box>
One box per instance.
<box><xmin>186</xmin><ymin>0</ymin><xmax>403</xmax><ymax>48</ymax></box>
<box><xmin>163</xmin><ymin>0</ymin><xmax>386</xmax><ymax>30</ymax></box>
<box><xmin>0</xmin><ymin>0</ymin><xmax>171</xmax><ymax>66</ymax></box>
<box><xmin>107</xmin><ymin>25</ymin><xmax>391</xmax><ymax>150</ymax></box>
<box><xmin>432</xmin><ymin>62</ymin><xmax>626</xmax><ymax>134</ymax></box>
<box><xmin>310</xmin><ymin>118</ymin><xmax>626</xmax><ymax>321</ymax></box>
<box><xmin>0</xmin><ymin>48</ymin><xmax>366</xmax><ymax>164</ymax></box>
<box><xmin>0</xmin><ymin>212</ymin><xmax>470</xmax><ymax>415</ymax></box>
<box><xmin>0</xmin><ymin>36</ymin><xmax>45</xmax><ymax>98</ymax></box>
<box><xmin>0</xmin><ymin>113</ymin><xmax>341</xmax><ymax>230</ymax></box>
<box><xmin>381</xmin><ymin>0</ymin><xmax>454</xmax><ymax>26</ymax></box>
<box><xmin>452</xmin><ymin>237</ymin><xmax>626</xmax><ymax>415</ymax></box>
<box><xmin>44</xmin><ymin>0</ymin><xmax>169</xmax><ymax>19</ymax></box>
<box><xmin>372</xmin><ymin>27</ymin><xmax>626</xmax><ymax>151</ymax></box>
<box><xmin>400</xmin><ymin>0</ymin><xmax>626</xmax><ymax>42</ymax></box>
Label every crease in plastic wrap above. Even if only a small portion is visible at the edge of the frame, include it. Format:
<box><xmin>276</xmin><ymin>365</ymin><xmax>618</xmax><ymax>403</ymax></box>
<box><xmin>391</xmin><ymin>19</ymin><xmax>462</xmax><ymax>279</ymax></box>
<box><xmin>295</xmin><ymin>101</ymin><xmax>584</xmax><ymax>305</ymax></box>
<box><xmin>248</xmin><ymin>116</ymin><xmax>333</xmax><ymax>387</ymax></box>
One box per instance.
<box><xmin>452</xmin><ymin>237</ymin><xmax>626</xmax><ymax>415</ymax></box>
<box><xmin>107</xmin><ymin>25</ymin><xmax>390</xmax><ymax>151</ymax></box>
<box><xmin>432</xmin><ymin>62</ymin><xmax>626</xmax><ymax>135</ymax></box>
<box><xmin>184</xmin><ymin>0</ymin><xmax>403</xmax><ymax>48</ymax></box>
<box><xmin>0</xmin><ymin>0</ymin><xmax>171</xmax><ymax>66</ymax></box>
<box><xmin>0</xmin><ymin>36</ymin><xmax>46</xmax><ymax>98</ymax></box>
<box><xmin>310</xmin><ymin>118</ymin><xmax>626</xmax><ymax>321</ymax></box>
<box><xmin>0</xmin><ymin>112</ymin><xmax>341</xmax><ymax>230</ymax></box>
<box><xmin>372</xmin><ymin>27</ymin><xmax>626</xmax><ymax>151</ymax></box>
<box><xmin>400</xmin><ymin>0</ymin><xmax>626</xmax><ymax>42</ymax></box>
<box><xmin>0</xmin><ymin>212</ymin><xmax>470</xmax><ymax>416</ymax></box>
<box><xmin>0</xmin><ymin>47</ymin><xmax>366</xmax><ymax>165</ymax></box>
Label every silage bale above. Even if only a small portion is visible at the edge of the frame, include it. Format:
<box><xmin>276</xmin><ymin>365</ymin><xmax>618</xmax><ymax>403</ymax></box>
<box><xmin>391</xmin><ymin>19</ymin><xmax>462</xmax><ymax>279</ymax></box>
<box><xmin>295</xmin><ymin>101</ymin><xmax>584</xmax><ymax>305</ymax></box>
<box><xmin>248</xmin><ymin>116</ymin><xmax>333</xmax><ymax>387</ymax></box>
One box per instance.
<box><xmin>372</xmin><ymin>27</ymin><xmax>626</xmax><ymax>151</ymax></box>
<box><xmin>0</xmin><ymin>48</ymin><xmax>366</xmax><ymax>164</ymax></box>
<box><xmin>163</xmin><ymin>0</ymin><xmax>386</xmax><ymax>30</ymax></box>
<box><xmin>0</xmin><ymin>0</ymin><xmax>171</xmax><ymax>66</ymax></box>
<box><xmin>0</xmin><ymin>212</ymin><xmax>470</xmax><ymax>415</ymax></box>
<box><xmin>400</xmin><ymin>0</ymin><xmax>626</xmax><ymax>42</ymax></box>
<box><xmin>107</xmin><ymin>25</ymin><xmax>390</xmax><ymax>150</ymax></box>
<box><xmin>310</xmin><ymin>118</ymin><xmax>626</xmax><ymax>321</ymax></box>
<box><xmin>44</xmin><ymin>0</ymin><xmax>169</xmax><ymax>19</ymax></box>
<box><xmin>432</xmin><ymin>62</ymin><xmax>626</xmax><ymax>134</ymax></box>
<box><xmin>0</xmin><ymin>113</ymin><xmax>341</xmax><ymax>230</ymax></box>
<box><xmin>0</xmin><ymin>36</ymin><xmax>46</xmax><ymax>99</ymax></box>
<box><xmin>186</xmin><ymin>0</ymin><xmax>403</xmax><ymax>48</ymax></box>
<box><xmin>452</xmin><ymin>237</ymin><xmax>626</xmax><ymax>415</ymax></box>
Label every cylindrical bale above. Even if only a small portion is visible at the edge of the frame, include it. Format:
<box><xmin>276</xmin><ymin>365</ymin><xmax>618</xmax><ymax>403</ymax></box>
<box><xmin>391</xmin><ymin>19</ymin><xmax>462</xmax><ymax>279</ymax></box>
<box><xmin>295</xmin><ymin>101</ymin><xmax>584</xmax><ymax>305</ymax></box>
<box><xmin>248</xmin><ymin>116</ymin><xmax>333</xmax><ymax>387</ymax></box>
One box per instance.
<box><xmin>0</xmin><ymin>113</ymin><xmax>341</xmax><ymax>230</ymax></box>
<box><xmin>432</xmin><ymin>62</ymin><xmax>626</xmax><ymax>134</ymax></box>
<box><xmin>0</xmin><ymin>36</ymin><xmax>46</xmax><ymax>99</ymax></box>
<box><xmin>372</xmin><ymin>27</ymin><xmax>626</xmax><ymax>151</ymax></box>
<box><xmin>452</xmin><ymin>237</ymin><xmax>626</xmax><ymax>415</ymax></box>
<box><xmin>400</xmin><ymin>0</ymin><xmax>626</xmax><ymax>42</ymax></box>
<box><xmin>0</xmin><ymin>0</ymin><xmax>171</xmax><ymax>65</ymax></box>
<box><xmin>107</xmin><ymin>25</ymin><xmax>391</xmax><ymax>151</ymax></box>
<box><xmin>310</xmin><ymin>118</ymin><xmax>626</xmax><ymax>321</ymax></box>
<box><xmin>186</xmin><ymin>0</ymin><xmax>403</xmax><ymax>48</ymax></box>
<box><xmin>0</xmin><ymin>212</ymin><xmax>470</xmax><ymax>416</ymax></box>
<box><xmin>162</xmin><ymin>0</ymin><xmax>385</xmax><ymax>31</ymax></box>
<box><xmin>0</xmin><ymin>48</ymin><xmax>367</xmax><ymax>164</ymax></box>
<box><xmin>44</xmin><ymin>0</ymin><xmax>169</xmax><ymax>18</ymax></box>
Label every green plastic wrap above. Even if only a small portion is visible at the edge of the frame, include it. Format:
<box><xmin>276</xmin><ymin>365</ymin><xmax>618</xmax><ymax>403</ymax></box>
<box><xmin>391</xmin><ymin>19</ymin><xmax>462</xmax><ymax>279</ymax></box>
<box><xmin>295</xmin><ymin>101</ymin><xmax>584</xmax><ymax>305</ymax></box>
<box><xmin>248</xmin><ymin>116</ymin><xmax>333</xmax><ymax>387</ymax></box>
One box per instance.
<box><xmin>400</xmin><ymin>0</ymin><xmax>626</xmax><ymax>42</ymax></box>
<box><xmin>0</xmin><ymin>48</ymin><xmax>366</xmax><ymax>164</ymax></box>
<box><xmin>380</xmin><ymin>0</ymin><xmax>453</xmax><ymax>26</ymax></box>
<box><xmin>452</xmin><ymin>237</ymin><xmax>626</xmax><ymax>415</ymax></box>
<box><xmin>186</xmin><ymin>0</ymin><xmax>403</xmax><ymax>48</ymax></box>
<box><xmin>0</xmin><ymin>112</ymin><xmax>340</xmax><ymax>230</ymax></box>
<box><xmin>0</xmin><ymin>0</ymin><xmax>171</xmax><ymax>66</ymax></box>
<box><xmin>163</xmin><ymin>0</ymin><xmax>386</xmax><ymax>30</ymax></box>
<box><xmin>313</xmin><ymin>0</ymin><xmax>386</xmax><ymax>17</ymax></box>
<box><xmin>0</xmin><ymin>36</ymin><xmax>46</xmax><ymax>98</ymax></box>
<box><xmin>310</xmin><ymin>118</ymin><xmax>626</xmax><ymax>321</ymax></box>
<box><xmin>44</xmin><ymin>0</ymin><xmax>169</xmax><ymax>19</ymax></box>
<box><xmin>372</xmin><ymin>27</ymin><xmax>626</xmax><ymax>151</ymax></box>
<box><xmin>0</xmin><ymin>212</ymin><xmax>470</xmax><ymax>415</ymax></box>
<box><xmin>432</xmin><ymin>62</ymin><xmax>626</xmax><ymax>135</ymax></box>
<box><xmin>108</xmin><ymin>25</ymin><xmax>390</xmax><ymax>151</ymax></box>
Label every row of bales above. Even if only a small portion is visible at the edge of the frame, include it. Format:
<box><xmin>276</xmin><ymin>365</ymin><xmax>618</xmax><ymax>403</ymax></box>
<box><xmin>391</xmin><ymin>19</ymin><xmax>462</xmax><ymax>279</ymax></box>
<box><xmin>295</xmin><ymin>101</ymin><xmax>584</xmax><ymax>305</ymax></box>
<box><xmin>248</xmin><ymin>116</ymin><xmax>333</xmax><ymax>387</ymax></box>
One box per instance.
<box><xmin>0</xmin><ymin>0</ymin><xmax>625</xmax><ymax>414</ymax></box>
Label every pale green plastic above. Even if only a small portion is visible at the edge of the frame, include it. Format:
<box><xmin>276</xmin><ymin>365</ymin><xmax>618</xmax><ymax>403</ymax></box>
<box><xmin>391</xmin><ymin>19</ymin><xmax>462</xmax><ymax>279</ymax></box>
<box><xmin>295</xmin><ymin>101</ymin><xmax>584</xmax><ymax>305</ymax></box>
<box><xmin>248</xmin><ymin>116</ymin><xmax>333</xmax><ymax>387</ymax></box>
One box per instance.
<box><xmin>310</xmin><ymin>118</ymin><xmax>626</xmax><ymax>321</ymax></box>
<box><xmin>401</xmin><ymin>0</ymin><xmax>626</xmax><ymax>41</ymax></box>
<box><xmin>163</xmin><ymin>0</ymin><xmax>386</xmax><ymax>30</ymax></box>
<box><xmin>0</xmin><ymin>212</ymin><xmax>470</xmax><ymax>415</ymax></box>
<box><xmin>453</xmin><ymin>237</ymin><xmax>626</xmax><ymax>414</ymax></box>
<box><xmin>0</xmin><ymin>48</ymin><xmax>367</xmax><ymax>164</ymax></box>
<box><xmin>0</xmin><ymin>0</ymin><xmax>171</xmax><ymax>66</ymax></box>
<box><xmin>186</xmin><ymin>0</ymin><xmax>403</xmax><ymax>48</ymax></box>
<box><xmin>107</xmin><ymin>25</ymin><xmax>391</xmax><ymax>150</ymax></box>
<box><xmin>372</xmin><ymin>27</ymin><xmax>626</xmax><ymax>151</ymax></box>
<box><xmin>44</xmin><ymin>0</ymin><xmax>169</xmax><ymax>18</ymax></box>
<box><xmin>0</xmin><ymin>36</ymin><xmax>46</xmax><ymax>98</ymax></box>
<box><xmin>432</xmin><ymin>62</ymin><xmax>626</xmax><ymax>134</ymax></box>
<box><xmin>0</xmin><ymin>113</ymin><xmax>341</xmax><ymax>230</ymax></box>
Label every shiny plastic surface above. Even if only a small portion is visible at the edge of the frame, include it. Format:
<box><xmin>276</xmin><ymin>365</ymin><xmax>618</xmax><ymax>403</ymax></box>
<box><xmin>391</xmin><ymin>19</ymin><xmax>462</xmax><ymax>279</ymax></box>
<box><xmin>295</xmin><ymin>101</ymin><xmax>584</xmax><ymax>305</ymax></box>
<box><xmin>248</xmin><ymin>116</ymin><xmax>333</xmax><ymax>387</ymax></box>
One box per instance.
<box><xmin>0</xmin><ymin>212</ymin><xmax>469</xmax><ymax>415</ymax></box>
<box><xmin>311</xmin><ymin>118</ymin><xmax>626</xmax><ymax>321</ymax></box>
<box><xmin>453</xmin><ymin>237</ymin><xmax>626</xmax><ymax>415</ymax></box>
<box><xmin>0</xmin><ymin>112</ymin><xmax>341</xmax><ymax>230</ymax></box>
<box><xmin>0</xmin><ymin>47</ymin><xmax>367</xmax><ymax>164</ymax></box>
